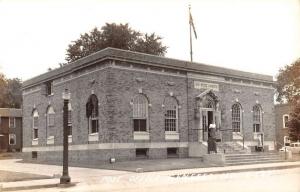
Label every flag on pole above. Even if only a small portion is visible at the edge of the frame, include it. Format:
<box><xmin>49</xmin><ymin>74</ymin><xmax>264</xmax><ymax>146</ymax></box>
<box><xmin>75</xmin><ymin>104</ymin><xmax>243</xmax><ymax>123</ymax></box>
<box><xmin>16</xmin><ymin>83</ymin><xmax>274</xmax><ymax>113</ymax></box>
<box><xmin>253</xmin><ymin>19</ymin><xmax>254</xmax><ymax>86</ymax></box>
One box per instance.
<box><xmin>189</xmin><ymin>9</ymin><xmax>197</xmax><ymax>39</ymax></box>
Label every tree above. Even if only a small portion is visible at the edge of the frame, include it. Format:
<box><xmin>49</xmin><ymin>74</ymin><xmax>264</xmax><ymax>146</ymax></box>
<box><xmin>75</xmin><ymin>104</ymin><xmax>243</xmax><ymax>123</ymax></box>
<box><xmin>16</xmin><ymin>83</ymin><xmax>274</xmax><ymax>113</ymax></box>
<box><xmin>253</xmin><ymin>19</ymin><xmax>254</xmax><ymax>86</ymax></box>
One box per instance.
<box><xmin>0</xmin><ymin>73</ymin><xmax>22</xmax><ymax>108</ymax></box>
<box><xmin>276</xmin><ymin>58</ymin><xmax>300</xmax><ymax>103</ymax></box>
<box><xmin>288</xmin><ymin>103</ymin><xmax>300</xmax><ymax>141</ymax></box>
<box><xmin>276</xmin><ymin>58</ymin><xmax>300</xmax><ymax>142</ymax></box>
<box><xmin>6</xmin><ymin>78</ymin><xmax>22</xmax><ymax>108</ymax></box>
<box><xmin>65</xmin><ymin>23</ymin><xmax>167</xmax><ymax>63</ymax></box>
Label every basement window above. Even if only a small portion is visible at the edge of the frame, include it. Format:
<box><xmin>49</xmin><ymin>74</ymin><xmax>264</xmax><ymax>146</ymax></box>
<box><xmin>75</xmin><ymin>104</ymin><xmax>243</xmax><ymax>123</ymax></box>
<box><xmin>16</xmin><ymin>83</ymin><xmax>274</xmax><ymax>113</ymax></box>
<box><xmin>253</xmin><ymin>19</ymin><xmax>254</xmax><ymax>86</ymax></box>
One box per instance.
<box><xmin>136</xmin><ymin>148</ymin><xmax>148</xmax><ymax>158</ymax></box>
<box><xmin>32</xmin><ymin>151</ymin><xmax>37</xmax><ymax>159</ymax></box>
<box><xmin>167</xmin><ymin>148</ymin><xmax>178</xmax><ymax>158</ymax></box>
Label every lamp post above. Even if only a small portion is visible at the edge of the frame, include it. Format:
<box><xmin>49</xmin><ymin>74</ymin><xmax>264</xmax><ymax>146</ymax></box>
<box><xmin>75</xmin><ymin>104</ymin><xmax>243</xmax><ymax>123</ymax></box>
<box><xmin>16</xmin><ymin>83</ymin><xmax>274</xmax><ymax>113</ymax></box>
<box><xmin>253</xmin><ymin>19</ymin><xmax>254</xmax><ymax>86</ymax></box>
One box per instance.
<box><xmin>60</xmin><ymin>89</ymin><xmax>71</xmax><ymax>184</ymax></box>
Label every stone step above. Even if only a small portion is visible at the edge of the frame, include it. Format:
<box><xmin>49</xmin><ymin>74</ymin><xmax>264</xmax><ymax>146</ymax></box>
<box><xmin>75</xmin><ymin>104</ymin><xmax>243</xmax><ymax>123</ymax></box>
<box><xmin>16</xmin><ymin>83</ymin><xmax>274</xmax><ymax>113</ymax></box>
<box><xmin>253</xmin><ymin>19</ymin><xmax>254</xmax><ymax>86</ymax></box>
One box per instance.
<box><xmin>226</xmin><ymin>157</ymin><xmax>281</xmax><ymax>162</ymax></box>
<box><xmin>225</xmin><ymin>154</ymin><xmax>280</xmax><ymax>159</ymax></box>
<box><xmin>225</xmin><ymin>159</ymin><xmax>283</xmax><ymax>166</ymax></box>
<box><xmin>224</xmin><ymin>152</ymin><xmax>283</xmax><ymax>165</ymax></box>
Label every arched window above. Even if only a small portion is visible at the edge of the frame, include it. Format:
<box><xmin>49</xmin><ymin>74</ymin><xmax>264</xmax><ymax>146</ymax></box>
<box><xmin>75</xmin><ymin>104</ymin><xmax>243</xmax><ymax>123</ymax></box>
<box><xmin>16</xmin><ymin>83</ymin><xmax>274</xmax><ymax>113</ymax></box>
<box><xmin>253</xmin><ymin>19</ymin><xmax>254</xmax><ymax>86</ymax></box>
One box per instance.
<box><xmin>68</xmin><ymin>103</ymin><xmax>72</xmax><ymax>136</ymax></box>
<box><xmin>46</xmin><ymin>106</ymin><xmax>55</xmax><ymax>127</ymax></box>
<box><xmin>232</xmin><ymin>103</ymin><xmax>242</xmax><ymax>132</ymax></box>
<box><xmin>132</xmin><ymin>94</ymin><xmax>148</xmax><ymax>132</ymax></box>
<box><xmin>86</xmin><ymin>94</ymin><xmax>99</xmax><ymax>134</ymax></box>
<box><xmin>32</xmin><ymin>109</ymin><xmax>39</xmax><ymax>139</ymax></box>
<box><xmin>253</xmin><ymin>105</ymin><xmax>262</xmax><ymax>132</ymax></box>
<box><xmin>164</xmin><ymin>97</ymin><xmax>178</xmax><ymax>132</ymax></box>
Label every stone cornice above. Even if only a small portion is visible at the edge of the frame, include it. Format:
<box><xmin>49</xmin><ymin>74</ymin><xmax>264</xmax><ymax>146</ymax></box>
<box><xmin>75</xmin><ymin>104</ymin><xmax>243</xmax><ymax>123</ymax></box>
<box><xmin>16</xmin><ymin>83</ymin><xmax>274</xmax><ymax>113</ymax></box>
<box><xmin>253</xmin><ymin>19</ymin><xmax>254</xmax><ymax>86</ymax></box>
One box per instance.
<box><xmin>23</xmin><ymin>47</ymin><xmax>274</xmax><ymax>89</ymax></box>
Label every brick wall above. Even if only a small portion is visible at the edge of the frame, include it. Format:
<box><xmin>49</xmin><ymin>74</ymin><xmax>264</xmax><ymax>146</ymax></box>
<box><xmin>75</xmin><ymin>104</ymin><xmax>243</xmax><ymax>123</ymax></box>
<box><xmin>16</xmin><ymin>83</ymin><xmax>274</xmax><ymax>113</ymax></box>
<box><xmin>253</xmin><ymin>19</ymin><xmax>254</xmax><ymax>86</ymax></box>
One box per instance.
<box><xmin>22</xmin><ymin>56</ymin><xmax>275</xmax><ymax>164</ymax></box>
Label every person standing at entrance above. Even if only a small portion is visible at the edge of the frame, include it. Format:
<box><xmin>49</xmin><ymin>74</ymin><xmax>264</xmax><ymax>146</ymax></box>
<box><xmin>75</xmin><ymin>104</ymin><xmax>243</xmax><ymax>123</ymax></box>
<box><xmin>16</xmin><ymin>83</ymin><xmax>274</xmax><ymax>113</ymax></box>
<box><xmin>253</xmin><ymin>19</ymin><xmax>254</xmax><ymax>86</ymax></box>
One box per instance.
<box><xmin>208</xmin><ymin>124</ymin><xmax>217</xmax><ymax>153</ymax></box>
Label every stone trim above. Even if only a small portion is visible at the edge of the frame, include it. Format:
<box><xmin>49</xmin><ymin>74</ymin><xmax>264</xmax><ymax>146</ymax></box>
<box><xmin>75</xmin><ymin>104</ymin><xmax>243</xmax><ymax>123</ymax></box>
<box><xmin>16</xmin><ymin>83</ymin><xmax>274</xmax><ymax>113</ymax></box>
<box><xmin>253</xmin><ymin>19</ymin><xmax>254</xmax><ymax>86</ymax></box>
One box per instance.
<box><xmin>31</xmin><ymin>139</ymin><xmax>38</xmax><ymax>146</ymax></box>
<box><xmin>46</xmin><ymin>136</ymin><xmax>54</xmax><ymax>145</ymax></box>
<box><xmin>189</xmin><ymin>73</ymin><xmax>274</xmax><ymax>90</ymax></box>
<box><xmin>133</xmin><ymin>132</ymin><xmax>150</xmax><ymax>140</ymax></box>
<box><xmin>165</xmin><ymin>132</ymin><xmax>179</xmax><ymax>140</ymax></box>
<box><xmin>88</xmin><ymin>133</ymin><xmax>99</xmax><ymax>142</ymax></box>
<box><xmin>23</xmin><ymin>48</ymin><xmax>273</xmax><ymax>89</ymax></box>
<box><xmin>112</xmin><ymin>64</ymin><xmax>186</xmax><ymax>78</ymax></box>
<box><xmin>22</xmin><ymin>142</ymin><xmax>189</xmax><ymax>152</ymax></box>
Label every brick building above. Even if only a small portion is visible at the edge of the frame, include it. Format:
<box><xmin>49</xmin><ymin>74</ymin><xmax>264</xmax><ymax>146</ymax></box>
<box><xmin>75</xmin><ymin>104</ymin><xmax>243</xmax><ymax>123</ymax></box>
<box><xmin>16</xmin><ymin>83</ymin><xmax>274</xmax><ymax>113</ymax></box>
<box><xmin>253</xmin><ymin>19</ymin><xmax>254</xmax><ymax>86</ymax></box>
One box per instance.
<box><xmin>22</xmin><ymin>48</ymin><xmax>275</xmax><ymax>164</ymax></box>
<box><xmin>275</xmin><ymin>103</ymin><xmax>291</xmax><ymax>149</ymax></box>
<box><xmin>0</xmin><ymin>108</ymin><xmax>22</xmax><ymax>152</ymax></box>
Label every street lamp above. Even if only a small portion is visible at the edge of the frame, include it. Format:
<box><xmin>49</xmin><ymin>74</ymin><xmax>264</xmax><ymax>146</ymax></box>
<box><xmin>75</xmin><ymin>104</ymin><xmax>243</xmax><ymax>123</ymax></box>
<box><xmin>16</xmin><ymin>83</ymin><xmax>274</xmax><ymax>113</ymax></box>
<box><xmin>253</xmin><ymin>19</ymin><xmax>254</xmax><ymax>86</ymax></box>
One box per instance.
<box><xmin>60</xmin><ymin>89</ymin><xmax>71</xmax><ymax>184</ymax></box>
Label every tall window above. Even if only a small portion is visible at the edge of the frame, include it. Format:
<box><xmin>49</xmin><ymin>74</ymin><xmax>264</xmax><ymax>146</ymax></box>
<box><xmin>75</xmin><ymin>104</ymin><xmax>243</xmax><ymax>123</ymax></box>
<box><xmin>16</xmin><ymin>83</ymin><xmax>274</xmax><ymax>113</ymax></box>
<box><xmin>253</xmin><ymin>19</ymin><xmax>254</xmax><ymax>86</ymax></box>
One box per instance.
<box><xmin>86</xmin><ymin>94</ymin><xmax>99</xmax><ymax>134</ymax></box>
<box><xmin>68</xmin><ymin>103</ymin><xmax>72</xmax><ymax>136</ymax></box>
<box><xmin>283</xmin><ymin>114</ymin><xmax>289</xmax><ymax>128</ymax></box>
<box><xmin>9</xmin><ymin>117</ymin><xmax>15</xmax><ymax>128</ymax></box>
<box><xmin>47</xmin><ymin>106</ymin><xmax>55</xmax><ymax>127</ymax></box>
<box><xmin>45</xmin><ymin>81</ymin><xmax>53</xmax><ymax>96</ymax></box>
<box><xmin>133</xmin><ymin>94</ymin><xmax>148</xmax><ymax>132</ymax></box>
<box><xmin>253</xmin><ymin>105</ymin><xmax>261</xmax><ymax>132</ymax></box>
<box><xmin>9</xmin><ymin>134</ymin><xmax>16</xmax><ymax>145</ymax></box>
<box><xmin>164</xmin><ymin>97</ymin><xmax>178</xmax><ymax>132</ymax></box>
<box><xmin>232</xmin><ymin>103</ymin><xmax>241</xmax><ymax>132</ymax></box>
<box><xmin>32</xmin><ymin>109</ymin><xmax>39</xmax><ymax>139</ymax></box>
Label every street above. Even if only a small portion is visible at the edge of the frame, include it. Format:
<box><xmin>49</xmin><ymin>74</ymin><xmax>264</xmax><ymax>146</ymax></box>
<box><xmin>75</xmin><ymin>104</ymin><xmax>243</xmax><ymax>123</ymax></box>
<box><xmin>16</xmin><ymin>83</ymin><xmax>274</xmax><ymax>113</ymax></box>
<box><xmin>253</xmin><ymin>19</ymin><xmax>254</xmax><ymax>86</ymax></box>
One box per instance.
<box><xmin>14</xmin><ymin>167</ymin><xmax>300</xmax><ymax>192</ymax></box>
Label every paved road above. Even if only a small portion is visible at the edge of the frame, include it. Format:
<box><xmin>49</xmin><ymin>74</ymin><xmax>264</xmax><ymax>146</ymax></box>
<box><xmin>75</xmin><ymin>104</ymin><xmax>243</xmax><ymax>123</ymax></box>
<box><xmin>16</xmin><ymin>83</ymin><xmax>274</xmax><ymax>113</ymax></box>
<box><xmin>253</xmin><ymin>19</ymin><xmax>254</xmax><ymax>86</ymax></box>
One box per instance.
<box><xmin>14</xmin><ymin>167</ymin><xmax>300</xmax><ymax>192</ymax></box>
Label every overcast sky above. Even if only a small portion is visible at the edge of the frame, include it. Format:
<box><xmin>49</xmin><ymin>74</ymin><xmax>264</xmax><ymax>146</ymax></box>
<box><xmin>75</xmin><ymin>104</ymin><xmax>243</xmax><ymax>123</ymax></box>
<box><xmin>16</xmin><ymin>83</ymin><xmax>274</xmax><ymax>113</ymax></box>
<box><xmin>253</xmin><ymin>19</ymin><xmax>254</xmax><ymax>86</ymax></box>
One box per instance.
<box><xmin>0</xmin><ymin>0</ymin><xmax>299</xmax><ymax>81</ymax></box>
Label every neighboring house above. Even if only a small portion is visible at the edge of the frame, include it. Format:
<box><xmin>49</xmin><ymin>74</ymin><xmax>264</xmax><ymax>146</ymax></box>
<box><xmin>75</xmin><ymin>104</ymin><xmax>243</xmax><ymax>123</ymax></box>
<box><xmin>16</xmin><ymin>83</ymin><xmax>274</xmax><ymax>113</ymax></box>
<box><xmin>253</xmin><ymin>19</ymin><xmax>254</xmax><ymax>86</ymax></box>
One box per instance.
<box><xmin>0</xmin><ymin>108</ymin><xmax>22</xmax><ymax>152</ymax></box>
<box><xmin>22</xmin><ymin>48</ymin><xmax>275</xmax><ymax>164</ymax></box>
<box><xmin>275</xmin><ymin>103</ymin><xmax>291</xmax><ymax>149</ymax></box>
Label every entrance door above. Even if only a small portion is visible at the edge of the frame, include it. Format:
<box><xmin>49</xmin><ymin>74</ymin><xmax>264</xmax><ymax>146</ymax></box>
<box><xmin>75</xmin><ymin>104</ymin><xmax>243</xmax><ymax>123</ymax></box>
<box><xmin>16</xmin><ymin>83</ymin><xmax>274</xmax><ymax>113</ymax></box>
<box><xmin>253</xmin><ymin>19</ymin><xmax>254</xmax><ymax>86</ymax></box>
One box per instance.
<box><xmin>208</xmin><ymin>111</ymin><xmax>213</xmax><ymax>127</ymax></box>
<box><xmin>202</xmin><ymin>110</ymin><xmax>214</xmax><ymax>141</ymax></box>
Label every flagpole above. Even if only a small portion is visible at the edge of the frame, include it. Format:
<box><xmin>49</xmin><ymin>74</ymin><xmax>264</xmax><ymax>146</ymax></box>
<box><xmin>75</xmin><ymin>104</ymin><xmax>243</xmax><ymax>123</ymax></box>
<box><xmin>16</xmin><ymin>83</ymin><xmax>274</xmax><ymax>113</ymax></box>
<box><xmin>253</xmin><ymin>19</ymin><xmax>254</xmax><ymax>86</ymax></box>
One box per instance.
<box><xmin>189</xmin><ymin>4</ymin><xmax>193</xmax><ymax>62</ymax></box>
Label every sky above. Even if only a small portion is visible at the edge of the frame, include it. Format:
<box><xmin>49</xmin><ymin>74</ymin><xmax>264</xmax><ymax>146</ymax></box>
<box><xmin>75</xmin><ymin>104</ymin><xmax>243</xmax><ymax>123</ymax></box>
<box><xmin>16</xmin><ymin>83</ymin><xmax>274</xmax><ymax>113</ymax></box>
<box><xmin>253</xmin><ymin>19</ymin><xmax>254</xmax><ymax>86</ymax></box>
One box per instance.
<box><xmin>0</xmin><ymin>0</ymin><xmax>299</xmax><ymax>81</ymax></box>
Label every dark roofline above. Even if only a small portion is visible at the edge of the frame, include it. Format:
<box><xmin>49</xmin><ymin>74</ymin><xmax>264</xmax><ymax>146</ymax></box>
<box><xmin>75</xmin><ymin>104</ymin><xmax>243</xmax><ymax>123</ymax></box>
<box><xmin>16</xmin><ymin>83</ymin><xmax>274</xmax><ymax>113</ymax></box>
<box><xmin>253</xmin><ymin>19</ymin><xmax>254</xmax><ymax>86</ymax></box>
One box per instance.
<box><xmin>23</xmin><ymin>47</ymin><xmax>274</xmax><ymax>89</ymax></box>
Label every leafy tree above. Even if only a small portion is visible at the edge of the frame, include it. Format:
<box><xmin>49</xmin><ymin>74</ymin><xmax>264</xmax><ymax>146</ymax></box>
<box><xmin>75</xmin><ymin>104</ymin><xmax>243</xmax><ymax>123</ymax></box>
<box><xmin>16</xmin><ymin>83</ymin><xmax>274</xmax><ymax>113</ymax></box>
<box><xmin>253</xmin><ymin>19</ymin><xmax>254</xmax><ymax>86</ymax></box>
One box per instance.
<box><xmin>276</xmin><ymin>58</ymin><xmax>300</xmax><ymax>103</ymax></box>
<box><xmin>65</xmin><ymin>23</ymin><xmax>167</xmax><ymax>63</ymax></box>
<box><xmin>276</xmin><ymin>59</ymin><xmax>300</xmax><ymax>142</ymax></box>
<box><xmin>288</xmin><ymin>103</ymin><xmax>300</xmax><ymax>141</ymax></box>
<box><xmin>0</xmin><ymin>73</ymin><xmax>22</xmax><ymax>108</ymax></box>
<box><xmin>6</xmin><ymin>78</ymin><xmax>22</xmax><ymax>108</ymax></box>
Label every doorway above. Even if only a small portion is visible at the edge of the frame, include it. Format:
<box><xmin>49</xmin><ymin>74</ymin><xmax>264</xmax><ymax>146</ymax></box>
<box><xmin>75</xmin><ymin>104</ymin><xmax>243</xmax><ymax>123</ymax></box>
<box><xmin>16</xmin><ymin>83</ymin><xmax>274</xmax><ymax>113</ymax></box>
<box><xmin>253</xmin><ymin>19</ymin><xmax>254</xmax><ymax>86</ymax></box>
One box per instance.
<box><xmin>208</xmin><ymin>111</ymin><xmax>213</xmax><ymax>127</ymax></box>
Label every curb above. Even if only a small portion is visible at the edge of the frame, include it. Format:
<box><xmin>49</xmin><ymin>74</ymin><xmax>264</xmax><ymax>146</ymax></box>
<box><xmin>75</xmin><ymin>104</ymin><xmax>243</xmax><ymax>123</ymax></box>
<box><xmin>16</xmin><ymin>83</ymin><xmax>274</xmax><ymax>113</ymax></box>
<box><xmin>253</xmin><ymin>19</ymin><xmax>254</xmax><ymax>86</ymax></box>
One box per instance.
<box><xmin>1</xmin><ymin>184</ymin><xmax>58</xmax><ymax>192</ymax></box>
<box><xmin>171</xmin><ymin>164</ymin><xmax>300</xmax><ymax>178</ymax></box>
<box><xmin>1</xmin><ymin>182</ymin><xmax>77</xmax><ymax>192</ymax></box>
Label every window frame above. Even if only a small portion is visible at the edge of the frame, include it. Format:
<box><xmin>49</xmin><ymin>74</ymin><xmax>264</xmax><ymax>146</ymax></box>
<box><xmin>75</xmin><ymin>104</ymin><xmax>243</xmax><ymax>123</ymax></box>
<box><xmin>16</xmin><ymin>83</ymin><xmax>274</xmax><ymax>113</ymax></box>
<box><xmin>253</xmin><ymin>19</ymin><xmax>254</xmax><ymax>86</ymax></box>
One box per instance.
<box><xmin>132</xmin><ymin>94</ymin><xmax>149</xmax><ymax>132</ymax></box>
<box><xmin>45</xmin><ymin>81</ymin><xmax>53</xmax><ymax>96</ymax></box>
<box><xmin>9</xmin><ymin>134</ymin><xmax>16</xmax><ymax>145</ymax></box>
<box><xmin>9</xmin><ymin>117</ymin><xmax>15</xmax><ymax>128</ymax></box>
<box><xmin>164</xmin><ymin>97</ymin><xmax>178</xmax><ymax>132</ymax></box>
<box><xmin>282</xmin><ymin>114</ymin><xmax>289</xmax><ymax>129</ymax></box>
<box><xmin>86</xmin><ymin>94</ymin><xmax>99</xmax><ymax>134</ymax></box>
<box><xmin>231</xmin><ymin>103</ymin><xmax>242</xmax><ymax>133</ymax></box>
<box><xmin>32</xmin><ymin>110</ymin><xmax>39</xmax><ymax>139</ymax></box>
<box><xmin>46</xmin><ymin>106</ymin><xmax>55</xmax><ymax>127</ymax></box>
<box><xmin>253</xmin><ymin>105</ymin><xmax>262</xmax><ymax>133</ymax></box>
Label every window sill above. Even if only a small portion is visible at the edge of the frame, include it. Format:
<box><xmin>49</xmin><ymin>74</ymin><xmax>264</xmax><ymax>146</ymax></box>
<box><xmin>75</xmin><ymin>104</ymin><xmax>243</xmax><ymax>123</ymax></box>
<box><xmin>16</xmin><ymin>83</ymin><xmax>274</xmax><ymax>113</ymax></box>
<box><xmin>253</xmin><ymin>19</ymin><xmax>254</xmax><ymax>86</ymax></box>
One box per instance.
<box><xmin>32</xmin><ymin>139</ymin><xmax>38</xmax><ymax>146</ymax></box>
<box><xmin>68</xmin><ymin>135</ymin><xmax>72</xmax><ymax>143</ymax></box>
<box><xmin>165</xmin><ymin>132</ymin><xmax>179</xmax><ymax>140</ymax></box>
<box><xmin>134</xmin><ymin>132</ymin><xmax>150</xmax><ymax>140</ymax></box>
<box><xmin>253</xmin><ymin>132</ymin><xmax>263</xmax><ymax>139</ymax></box>
<box><xmin>232</xmin><ymin>132</ymin><xmax>243</xmax><ymax>140</ymax></box>
<box><xmin>88</xmin><ymin>133</ymin><xmax>99</xmax><ymax>142</ymax></box>
<box><xmin>47</xmin><ymin>136</ymin><xmax>54</xmax><ymax>145</ymax></box>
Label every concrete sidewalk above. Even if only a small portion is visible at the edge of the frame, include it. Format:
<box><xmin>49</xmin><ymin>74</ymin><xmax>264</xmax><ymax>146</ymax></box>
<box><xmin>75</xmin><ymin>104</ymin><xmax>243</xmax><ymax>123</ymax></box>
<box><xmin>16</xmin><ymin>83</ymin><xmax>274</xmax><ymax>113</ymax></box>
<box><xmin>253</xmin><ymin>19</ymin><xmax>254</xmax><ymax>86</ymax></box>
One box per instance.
<box><xmin>0</xmin><ymin>159</ymin><xmax>300</xmax><ymax>191</ymax></box>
